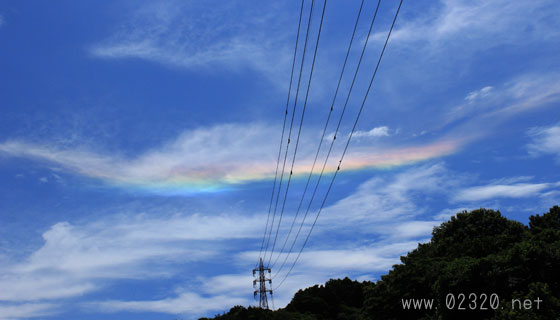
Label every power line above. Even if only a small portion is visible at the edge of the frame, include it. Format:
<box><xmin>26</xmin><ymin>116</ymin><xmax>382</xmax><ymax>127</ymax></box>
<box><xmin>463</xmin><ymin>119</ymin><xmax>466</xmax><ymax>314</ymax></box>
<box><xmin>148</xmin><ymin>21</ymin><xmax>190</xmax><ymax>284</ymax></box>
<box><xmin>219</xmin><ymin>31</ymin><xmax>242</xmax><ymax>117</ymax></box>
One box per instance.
<box><xmin>262</xmin><ymin>0</ymin><xmax>316</xmax><ymax>264</ymax></box>
<box><xmin>266</xmin><ymin>0</ymin><xmax>328</xmax><ymax>268</ymax></box>
<box><xmin>257</xmin><ymin>0</ymin><xmax>306</xmax><ymax>267</ymax></box>
<box><xmin>274</xmin><ymin>0</ymin><xmax>404</xmax><ymax>290</ymax></box>
<box><xmin>269</xmin><ymin>0</ymin><xmax>366</xmax><ymax>270</ymax></box>
<box><xmin>272</xmin><ymin>0</ymin><xmax>382</xmax><ymax>279</ymax></box>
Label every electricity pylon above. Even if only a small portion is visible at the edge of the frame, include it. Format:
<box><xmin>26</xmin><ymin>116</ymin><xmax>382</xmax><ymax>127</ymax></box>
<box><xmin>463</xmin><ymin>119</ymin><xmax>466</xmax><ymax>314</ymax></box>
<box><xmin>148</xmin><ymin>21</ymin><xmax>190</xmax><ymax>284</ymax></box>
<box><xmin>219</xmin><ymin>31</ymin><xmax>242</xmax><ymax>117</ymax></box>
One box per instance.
<box><xmin>253</xmin><ymin>258</ymin><xmax>273</xmax><ymax>309</ymax></box>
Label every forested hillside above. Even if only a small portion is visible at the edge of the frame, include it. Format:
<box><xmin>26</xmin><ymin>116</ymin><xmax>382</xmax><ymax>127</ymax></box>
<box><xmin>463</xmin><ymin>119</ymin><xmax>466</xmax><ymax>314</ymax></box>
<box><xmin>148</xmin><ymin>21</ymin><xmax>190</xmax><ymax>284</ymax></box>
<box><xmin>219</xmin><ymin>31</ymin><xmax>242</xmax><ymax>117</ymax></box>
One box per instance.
<box><xmin>201</xmin><ymin>206</ymin><xmax>560</xmax><ymax>320</ymax></box>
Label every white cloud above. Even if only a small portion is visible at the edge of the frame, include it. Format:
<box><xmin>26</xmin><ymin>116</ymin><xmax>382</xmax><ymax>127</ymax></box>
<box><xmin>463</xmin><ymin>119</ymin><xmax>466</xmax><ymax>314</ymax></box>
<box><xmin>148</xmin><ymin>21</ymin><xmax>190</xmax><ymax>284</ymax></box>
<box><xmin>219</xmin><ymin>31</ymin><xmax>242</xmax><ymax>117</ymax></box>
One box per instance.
<box><xmin>288</xmin><ymin>164</ymin><xmax>457</xmax><ymax>260</ymax></box>
<box><xmin>93</xmin><ymin>292</ymin><xmax>248</xmax><ymax>315</ymax></box>
<box><xmin>292</xmin><ymin>241</ymin><xmax>419</xmax><ymax>272</ymax></box>
<box><xmin>363</xmin><ymin>1</ymin><xmax>560</xmax><ymax>144</ymax></box>
<box><xmin>0</xmin><ymin>303</ymin><xmax>57</xmax><ymax>320</ymax></box>
<box><xmin>320</xmin><ymin>163</ymin><xmax>453</xmax><ymax>229</ymax></box>
<box><xmin>244</xmin><ymin>166</ymin><xmax>559</xmax><ymax>310</ymax></box>
<box><xmin>90</xmin><ymin>1</ymin><xmax>291</xmax><ymax>84</ymax></box>
<box><xmin>374</xmin><ymin>0</ymin><xmax>559</xmax><ymax>46</ymax></box>
<box><xmin>327</xmin><ymin>126</ymin><xmax>391</xmax><ymax>142</ymax></box>
<box><xmin>489</xmin><ymin>176</ymin><xmax>535</xmax><ymax>185</ymax></box>
<box><xmin>201</xmin><ymin>274</ymin><xmax>254</xmax><ymax>296</ymax></box>
<box><xmin>91</xmin><ymin>270</ymin><xmax>325</xmax><ymax>315</ymax></box>
<box><xmin>232</xmin><ymin>240</ymin><xmax>423</xmax><ymax>307</ymax></box>
<box><xmin>497</xmin><ymin>74</ymin><xmax>560</xmax><ymax>116</ymax></box>
<box><xmin>465</xmin><ymin>86</ymin><xmax>493</xmax><ymax>101</ymax></box>
<box><xmin>0</xmin><ymin>212</ymin><xmax>262</xmax><ymax>303</ymax></box>
<box><xmin>92</xmin><ymin>164</ymin><xmax>460</xmax><ymax>315</ymax></box>
<box><xmin>353</xmin><ymin>126</ymin><xmax>390</xmax><ymax>138</ymax></box>
<box><xmin>0</xmin><ymin>272</ymin><xmax>97</xmax><ymax>302</ymax></box>
<box><xmin>0</xmin><ymin>123</ymin><xmax>459</xmax><ymax>195</ymax></box>
<box><xmin>443</xmin><ymin>73</ymin><xmax>560</xmax><ymax>135</ymax></box>
<box><xmin>0</xmin><ymin>123</ymin><xmax>282</xmax><ymax>194</ymax></box>
<box><xmin>390</xmin><ymin>221</ymin><xmax>439</xmax><ymax>239</ymax></box>
<box><xmin>527</xmin><ymin>124</ymin><xmax>560</xmax><ymax>161</ymax></box>
<box><xmin>245</xmin><ymin>164</ymin><xmax>454</xmax><ymax>298</ymax></box>
<box><xmin>434</xmin><ymin>207</ymin><xmax>472</xmax><ymax>220</ymax></box>
<box><xmin>454</xmin><ymin>182</ymin><xmax>557</xmax><ymax>202</ymax></box>
<box><xmin>8</xmin><ymin>161</ymin><xmax>553</xmax><ymax>317</ymax></box>
<box><xmin>88</xmin><ymin>239</ymin><xmax>418</xmax><ymax>316</ymax></box>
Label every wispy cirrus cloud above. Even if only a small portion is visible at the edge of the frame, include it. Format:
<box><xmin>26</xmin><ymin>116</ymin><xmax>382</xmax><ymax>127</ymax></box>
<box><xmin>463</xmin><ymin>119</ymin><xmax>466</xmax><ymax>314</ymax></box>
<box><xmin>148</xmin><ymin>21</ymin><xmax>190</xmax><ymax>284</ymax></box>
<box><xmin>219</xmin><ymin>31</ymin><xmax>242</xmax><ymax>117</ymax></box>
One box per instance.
<box><xmin>440</xmin><ymin>72</ymin><xmax>560</xmax><ymax>140</ymax></box>
<box><xmin>352</xmin><ymin>126</ymin><xmax>390</xmax><ymax>138</ymax></box>
<box><xmin>4</xmin><ymin>71</ymin><xmax>556</xmax><ymax>197</ymax></box>
<box><xmin>97</xmin><ymin>239</ymin><xmax>421</xmax><ymax>315</ymax></box>
<box><xmin>0</xmin><ymin>303</ymin><xmax>57</xmax><ymax>320</ymax></box>
<box><xmin>527</xmin><ymin>124</ymin><xmax>560</xmax><ymax>162</ymax></box>
<box><xmin>92</xmin><ymin>292</ymin><xmax>249</xmax><ymax>316</ymax></box>
<box><xmin>0</xmin><ymin>164</ymin><xmax>451</xmax><ymax>317</ymax></box>
<box><xmin>464</xmin><ymin>86</ymin><xmax>493</xmax><ymax>102</ymax></box>
<box><xmin>450</xmin><ymin>73</ymin><xmax>560</xmax><ymax>123</ymax></box>
<box><xmin>4</xmin><ymin>161</ymin><xmax>555</xmax><ymax>318</ymax></box>
<box><xmin>0</xmin><ymin>207</ymin><xmax>266</xmax><ymax>319</ymax></box>
<box><xmin>454</xmin><ymin>181</ymin><xmax>560</xmax><ymax>202</ymax></box>
<box><xmin>76</xmin><ymin>164</ymin><xmax>456</xmax><ymax>316</ymax></box>
<box><xmin>374</xmin><ymin>0</ymin><xmax>559</xmax><ymax>47</ymax></box>
<box><xmin>90</xmin><ymin>1</ymin><xmax>292</xmax><ymax>83</ymax></box>
<box><xmin>320</xmin><ymin>163</ymin><xmax>454</xmax><ymax>229</ymax></box>
<box><xmin>0</xmin><ymin>123</ymin><xmax>460</xmax><ymax>195</ymax></box>
<box><xmin>0</xmin><ymin>211</ymin><xmax>261</xmax><ymax>303</ymax></box>
<box><xmin>271</xmin><ymin>241</ymin><xmax>420</xmax><ymax>274</ymax></box>
<box><xmin>325</xmin><ymin>126</ymin><xmax>392</xmax><ymax>142</ymax></box>
<box><xmin>316</xmin><ymin>164</ymin><xmax>558</xmax><ymax>239</ymax></box>
<box><xmin>361</xmin><ymin>0</ymin><xmax>560</xmax><ymax>148</ymax></box>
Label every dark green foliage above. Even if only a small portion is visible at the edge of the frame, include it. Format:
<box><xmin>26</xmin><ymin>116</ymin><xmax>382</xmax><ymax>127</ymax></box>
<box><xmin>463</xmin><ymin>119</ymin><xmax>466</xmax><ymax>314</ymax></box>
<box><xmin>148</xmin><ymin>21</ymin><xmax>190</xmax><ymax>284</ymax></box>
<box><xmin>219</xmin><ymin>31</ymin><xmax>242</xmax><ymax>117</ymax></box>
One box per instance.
<box><xmin>286</xmin><ymin>278</ymin><xmax>367</xmax><ymax>319</ymax></box>
<box><xmin>430</xmin><ymin>208</ymin><xmax>527</xmax><ymax>259</ymax></box>
<box><xmin>201</xmin><ymin>206</ymin><xmax>560</xmax><ymax>320</ymax></box>
<box><xmin>201</xmin><ymin>305</ymin><xmax>316</xmax><ymax>320</ymax></box>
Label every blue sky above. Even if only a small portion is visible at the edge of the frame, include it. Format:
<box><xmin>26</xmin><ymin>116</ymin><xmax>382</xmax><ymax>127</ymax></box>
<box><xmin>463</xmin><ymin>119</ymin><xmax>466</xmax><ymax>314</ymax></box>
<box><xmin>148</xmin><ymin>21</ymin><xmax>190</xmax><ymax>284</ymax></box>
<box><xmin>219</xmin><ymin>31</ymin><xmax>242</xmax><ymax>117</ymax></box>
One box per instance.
<box><xmin>0</xmin><ymin>0</ymin><xmax>559</xmax><ymax>319</ymax></box>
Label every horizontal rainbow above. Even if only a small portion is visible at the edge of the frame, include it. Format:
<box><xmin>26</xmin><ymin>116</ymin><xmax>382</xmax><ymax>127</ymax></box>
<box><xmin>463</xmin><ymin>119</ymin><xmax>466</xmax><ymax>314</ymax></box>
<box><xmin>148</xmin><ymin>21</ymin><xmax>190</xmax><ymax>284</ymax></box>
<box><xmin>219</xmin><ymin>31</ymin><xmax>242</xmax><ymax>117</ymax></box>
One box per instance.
<box><xmin>112</xmin><ymin>139</ymin><xmax>461</xmax><ymax>195</ymax></box>
<box><xmin>0</xmin><ymin>138</ymin><xmax>461</xmax><ymax>195</ymax></box>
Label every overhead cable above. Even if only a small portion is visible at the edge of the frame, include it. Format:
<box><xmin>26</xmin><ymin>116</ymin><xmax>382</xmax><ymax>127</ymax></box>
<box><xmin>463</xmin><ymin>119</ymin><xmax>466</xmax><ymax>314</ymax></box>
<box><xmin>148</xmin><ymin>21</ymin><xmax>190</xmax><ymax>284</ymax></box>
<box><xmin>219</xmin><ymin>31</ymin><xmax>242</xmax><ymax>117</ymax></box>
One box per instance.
<box><xmin>269</xmin><ymin>0</ymin><xmax>366</xmax><ymax>270</ymax></box>
<box><xmin>267</xmin><ymin>0</ymin><xmax>328</xmax><ymax>267</ymax></box>
<box><xmin>275</xmin><ymin>0</ymin><xmax>404</xmax><ymax>290</ymax></box>
<box><xmin>257</xmin><ymin>0</ymin><xmax>306</xmax><ymax>267</ymax></box>
<box><xmin>273</xmin><ymin>0</ymin><xmax>382</xmax><ymax>278</ymax></box>
<box><xmin>263</xmin><ymin>0</ymin><xmax>316</xmax><ymax>264</ymax></box>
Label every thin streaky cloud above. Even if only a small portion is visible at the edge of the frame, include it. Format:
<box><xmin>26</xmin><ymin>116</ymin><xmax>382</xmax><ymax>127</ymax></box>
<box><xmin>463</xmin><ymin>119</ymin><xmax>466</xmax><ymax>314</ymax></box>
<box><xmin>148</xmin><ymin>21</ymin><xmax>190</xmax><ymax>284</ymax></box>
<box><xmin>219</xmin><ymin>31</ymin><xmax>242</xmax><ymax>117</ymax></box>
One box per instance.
<box><xmin>454</xmin><ymin>182</ymin><xmax>559</xmax><ymax>202</ymax></box>
<box><xmin>527</xmin><ymin>124</ymin><xmax>560</xmax><ymax>161</ymax></box>
<box><xmin>0</xmin><ymin>123</ymin><xmax>460</xmax><ymax>195</ymax></box>
<box><xmin>1</xmin><ymin>72</ymin><xmax>555</xmax><ymax>197</ymax></box>
<box><xmin>293</xmin><ymin>242</ymin><xmax>420</xmax><ymax>272</ymax></box>
<box><xmin>92</xmin><ymin>292</ymin><xmax>249</xmax><ymax>315</ymax></box>
<box><xmin>439</xmin><ymin>72</ymin><xmax>560</xmax><ymax>141</ymax></box>
<box><xmin>0</xmin><ymin>303</ymin><xmax>57</xmax><ymax>320</ymax></box>
<box><xmin>90</xmin><ymin>1</ymin><xmax>292</xmax><ymax>85</ymax></box>
<box><xmin>353</xmin><ymin>126</ymin><xmax>390</xmax><ymax>138</ymax></box>
<box><xmin>106</xmin><ymin>240</ymin><xmax>422</xmax><ymax>315</ymax></box>
<box><xmin>371</xmin><ymin>0</ymin><xmax>559</xmax><ymax>46</ymax></box>
<box><xmin>80</xmin><ymin>165</ymin><xmax>559</xmax><ymax>316</ymax></box>
<box><xmin>320</xmin><ymin>164</ymin><xmax>456</xmax><ymax>230</ymax></box>
<box><xmin>0</xmin><ymin>212</ymin><xmax>261</xmax><ymax>302</ymax></box>
<box><xmin>464</xmin><ymin>86</ymin><xmax>493</xmax><ymax>101</ymax></box>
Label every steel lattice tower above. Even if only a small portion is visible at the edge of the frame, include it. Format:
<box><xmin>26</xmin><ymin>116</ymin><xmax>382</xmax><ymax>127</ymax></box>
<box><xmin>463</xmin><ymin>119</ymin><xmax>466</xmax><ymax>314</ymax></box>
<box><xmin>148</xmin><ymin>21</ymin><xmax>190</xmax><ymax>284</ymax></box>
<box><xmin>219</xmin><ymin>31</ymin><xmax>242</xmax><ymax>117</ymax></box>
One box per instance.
<box><xmin>253</xmin><ymin>258</ymin><xmax>273</xmax><ymax>309</ymax></box>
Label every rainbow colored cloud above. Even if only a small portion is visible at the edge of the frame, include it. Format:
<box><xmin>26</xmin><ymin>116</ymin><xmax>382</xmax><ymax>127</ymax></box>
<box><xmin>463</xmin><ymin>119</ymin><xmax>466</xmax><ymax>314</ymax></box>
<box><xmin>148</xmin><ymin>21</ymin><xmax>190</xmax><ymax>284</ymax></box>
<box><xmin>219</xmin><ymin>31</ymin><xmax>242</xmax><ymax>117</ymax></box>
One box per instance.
<box><xmin>0</xmin><ymin>125</ymin><xmax>461</xmax><ymax>195</ymax></box>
